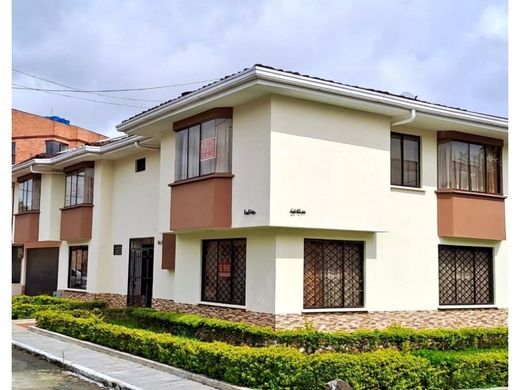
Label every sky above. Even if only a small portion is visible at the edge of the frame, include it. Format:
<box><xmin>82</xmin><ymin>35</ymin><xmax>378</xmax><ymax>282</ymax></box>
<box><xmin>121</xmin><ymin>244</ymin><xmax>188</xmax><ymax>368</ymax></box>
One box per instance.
<box><xmin>12</xmin><ymin>0</ymin><xmax>508</xmax><ymax>137</ymax></box>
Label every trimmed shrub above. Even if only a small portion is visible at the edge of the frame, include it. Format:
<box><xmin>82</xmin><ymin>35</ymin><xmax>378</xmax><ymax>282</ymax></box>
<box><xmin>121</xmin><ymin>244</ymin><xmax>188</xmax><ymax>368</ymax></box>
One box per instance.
<box><xmin>12</xmin><ymin>295</ymin><xmax>107</xmax><ymax>319</ymax></box>
<box><xmin>106</xmin><ymin>307</ymin><xmax>508</xmax><ymax>353</ymax></box>
<box><xmin>36</xmin><ymin>311</ymin><xmax>508</xmax><ymax>390</ymax></box>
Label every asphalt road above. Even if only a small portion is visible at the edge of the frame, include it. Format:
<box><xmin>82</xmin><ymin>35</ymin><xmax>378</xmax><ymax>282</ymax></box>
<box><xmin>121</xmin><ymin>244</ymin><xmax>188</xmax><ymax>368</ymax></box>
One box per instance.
<box><xmin>12</xmin><ymin>347</ymin><xmax>106</xmax><ymax>390</ymax></box>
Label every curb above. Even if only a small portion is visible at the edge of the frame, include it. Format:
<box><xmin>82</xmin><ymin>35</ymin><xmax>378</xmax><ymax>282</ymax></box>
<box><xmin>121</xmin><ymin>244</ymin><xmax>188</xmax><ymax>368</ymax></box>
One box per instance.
<box><xmin>27</xmin><ymin>326</ymin><xmax>248</xmax><ymax>390</ymax></box>
<box><xmin>12</xmin><ymin>339</ymin><xmax>140</xmax><ymax>390</ymax></box>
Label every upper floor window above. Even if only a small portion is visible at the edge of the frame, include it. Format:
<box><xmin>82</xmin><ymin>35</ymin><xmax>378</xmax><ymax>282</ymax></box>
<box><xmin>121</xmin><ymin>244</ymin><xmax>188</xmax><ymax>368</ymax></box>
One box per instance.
<box><xmin>135</xmin><ymin>158</ymin><xmax>146</xmax><ymax>172</ymax></box>
<box><xmin>438</xmin><ymin>132</ymin><xmax>502</xmax><ymax>195</ymax></box>
<box><xmin>46</xmin><ymin>140</ymin><xmax>68</xmax><ymax>154</ymax></box>
<box><xmin>175</xmin><ymin>117</ymin><xmax>232</xmax><ymax>181</ymax></box>
<box><xmin>65</xmin><ymin>165</ymin><xmax>94</xmax><ymax>206</ymax></box>
<box><xmin>12</xmin><ymin>142</ymin><xmax>16</xmax><ymax>165</ymax></box>
<box><xmin>18</xmin><ymin>175</ymin><xmax>41</xmax><ymax>212</ymax></box>
<box><xmin>391</xmin><ymin>133</ymin><xmax>420</xmax><ymax>187</ymax></box>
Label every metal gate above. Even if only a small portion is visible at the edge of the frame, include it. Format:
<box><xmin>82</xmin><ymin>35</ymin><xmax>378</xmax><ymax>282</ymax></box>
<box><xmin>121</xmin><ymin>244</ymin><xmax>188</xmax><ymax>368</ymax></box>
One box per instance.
<box><xmin>25</xmin><ymin>248</ymin><xmax>59</xmax><ymax>296</ymax></box>
<box><xmin>127</xmin><ymin>240</ymin><xmax>154</xmax><ymax>307</ymax></box>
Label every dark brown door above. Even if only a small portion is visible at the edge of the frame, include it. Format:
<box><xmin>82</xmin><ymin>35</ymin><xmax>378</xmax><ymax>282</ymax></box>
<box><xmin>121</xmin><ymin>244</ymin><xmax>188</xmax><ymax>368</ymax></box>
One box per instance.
<box><xmin>25</xmin><ymin>248</ymin><xmax>59</xmax><ymax>296</ymax></box>
<box><xmin>127</xmin><ymin>238</ymin><xmax>154</xmax><ymax>307</ymax></box>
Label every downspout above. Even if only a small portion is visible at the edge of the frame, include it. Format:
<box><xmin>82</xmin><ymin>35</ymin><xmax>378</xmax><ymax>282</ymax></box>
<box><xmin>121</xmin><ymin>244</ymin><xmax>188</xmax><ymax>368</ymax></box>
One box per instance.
<box><xmin>391</xmin><ymin>109</ymin><xmax>416</xmax><ymax>126</ymax></box>
<box><xmin>134</xmin><ymin>141</ymin><xmax>160</xmax><ymax>150</ymax></box>
<box><xmin>30</xmin><ymin>166</ymin><xmax>64</xmax><ymax>175</ymax></box>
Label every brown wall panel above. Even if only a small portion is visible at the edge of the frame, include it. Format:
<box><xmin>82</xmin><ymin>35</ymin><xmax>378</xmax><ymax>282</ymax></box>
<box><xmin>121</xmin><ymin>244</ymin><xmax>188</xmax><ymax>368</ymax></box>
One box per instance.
<box><xmin>14</xmin><ymin>211</ymin><xmax>40</xmax><ymax>243</ymax></box>
<box><xmin>161</xmin><ymin>233</ymin><xmax>176</xmax><ymax>270</ymax></box>
<box><xmin>60</xmin><ymin>205</ymin><xmax>93</xmax><ymax>241</ymax></box>
<box><xmin>437</xmin><ymin>191</ymin><xmax>506</xmax><ymax>240</ymax></box>
<box><xmin>170</xmin><ymin>174</ymin><xmax>232</xmax><ymax>230</ymax></box>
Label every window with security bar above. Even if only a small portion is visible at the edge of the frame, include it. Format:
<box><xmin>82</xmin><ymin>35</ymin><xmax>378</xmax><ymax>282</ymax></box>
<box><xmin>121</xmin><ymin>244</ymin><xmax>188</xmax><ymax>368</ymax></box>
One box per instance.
<box><xmin>68</xmin><ymin>246</ymin><xmax>88</xmax><ymax>290</ymax></box>
<box><xmin>304</xmin><ymin>239</ymin><xmax>364</xmax><ymax>309</ymax></box>
<box><xmin>438</xmin><ymin>245</ymin><xmax>494</xmax><ymax>305</ymax></box>
<box><xmin>201</xmin><ymin>239</ymin><xmax>246</xmax><ymax>306</ymax></box>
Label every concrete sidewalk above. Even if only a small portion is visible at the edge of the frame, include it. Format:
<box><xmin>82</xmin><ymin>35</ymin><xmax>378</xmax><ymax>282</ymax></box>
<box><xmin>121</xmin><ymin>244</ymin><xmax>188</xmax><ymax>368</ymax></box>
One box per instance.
<box><xmin>12</xmin><ymin>321</ymin><xmax>244</xmax><ymax>390</ymax></box>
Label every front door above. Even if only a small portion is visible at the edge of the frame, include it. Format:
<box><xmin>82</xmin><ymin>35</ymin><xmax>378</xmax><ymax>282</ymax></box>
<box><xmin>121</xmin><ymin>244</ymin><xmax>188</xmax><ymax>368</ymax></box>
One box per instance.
<box><xmin>127</xmin><ymin>238</ymin><xmax>154</xmax><ymax>307</ymax></box>
<box><xmin>25</xmin><ymin>248</ymin><xmax>59</xmax><ymax>296</ymax></box>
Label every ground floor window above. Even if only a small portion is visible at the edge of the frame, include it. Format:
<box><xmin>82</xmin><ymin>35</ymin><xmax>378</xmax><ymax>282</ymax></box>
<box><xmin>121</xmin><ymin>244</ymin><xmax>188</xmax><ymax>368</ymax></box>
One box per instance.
<box><xmin>201</xmin><ymin>238</ymin><xmax>246</xmax><ymax>306</ymax></box>
<box><xmin>12</xmin><ymin>246</ymin><xmax>23</xmax><ymax>283</ymax></box>
<box><xmin>304</xmin><ymin>239</ymin><xmax>364</xmax><ymax>309</ymax></box>
<box><xmin>68</xmin><ymin>246</ymin><xmax>88</xmax><ymax>289</ymax></box>
<box><xmin>438</xmin><ymin>245</ymin><xmax>494</xmax><ymax>305</ymax></box>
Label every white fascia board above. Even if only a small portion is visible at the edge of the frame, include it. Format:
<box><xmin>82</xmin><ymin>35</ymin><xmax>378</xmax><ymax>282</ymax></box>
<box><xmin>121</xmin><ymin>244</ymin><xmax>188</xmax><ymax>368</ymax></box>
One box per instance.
<box><xmin>117</xmin><ymin>65</ymin><xmax>507</xmax><ymax>134</ymax></box>
<box><xmin>254</xmin><ymin>67</ymin><xmax>508</xmax><ymax>129</ymax></box>
<box><xmin>12</xmin><ymin>135</ymin><xmax>146</xmax><ymax>174</ymax></box>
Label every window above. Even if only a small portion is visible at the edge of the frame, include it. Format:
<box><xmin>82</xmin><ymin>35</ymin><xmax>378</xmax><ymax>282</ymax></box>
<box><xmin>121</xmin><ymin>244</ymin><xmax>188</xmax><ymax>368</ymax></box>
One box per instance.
<box><xmin>65</xmin><ymin>166</ymin><xmax>94</xmax><ymax>206</ymax></box>
<box><xmin>113</xmin><ymin>244</ymin><xmax>122</xmax><ymax>255</ymax></box>
<box><xmin>438</xmin><ymin>245</ymin><xmax>494</xmax><ymax>305</ymax></box>
<box><xmin>438</xmin><ymin>138</ymin><xmax>501</xmax><ymax>194</ymax></box>
<box><xmin>68</xmin><ymin>246</ymin><xmax>88</xmax><ymax>289</ymax></box>
<box><xmin>391</xmin><ymin>133</ymin><xmax>420</xmax><ymax>187</ymax></box>
<box><xmin>201</xmin><ymin>239</ymin><xmax>246</xmax><ymax>305</ymax></box>
<box><xmin>175</xmin><ymin>118</ymin><xmax>232</xmax><ymax>181</ymax></box>
<box><xmin>12</xmin><ymin>142</ymin><xmax>16</xmax><ymax>165</ymax></box>
<box><xmin>304</xmin><ymin>239</ymin><xmax>364</xmax><ymax>309</ymax></box>
<box><xmin>17</xmin><ymin>176</ymin><xmax>41</xmax><ymax>212</ymax></box>
<box><xmin>45</xmin><ymin>140</ymin><xmax>68</xmax><ymax>154</ymax></box>
<box><xmin>135</xmin><ymin>158</ymin><xmax>146</xmax><ymax>172</ymax></box>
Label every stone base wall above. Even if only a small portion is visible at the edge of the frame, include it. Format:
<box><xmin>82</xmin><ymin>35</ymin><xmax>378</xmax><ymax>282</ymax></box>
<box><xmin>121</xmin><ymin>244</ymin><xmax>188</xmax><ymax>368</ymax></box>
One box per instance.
<box><xmin>58</xmin><ymin>290</ymin><xmax>508</xmax><ymax>331</ymax></box>
<box><xmin>152</xmin><ymin>298</ymin><xmax>276</xmax><ymax>327</ymax></box>
<box><xmin>59</xmin><ymin>290</ymin><xmax>127</xmax><ymax>308</ymax></box>
<box><xmin>276</xmin><ymin>309</ymin><xmax>508</xmax><ymax>331</ymax></box>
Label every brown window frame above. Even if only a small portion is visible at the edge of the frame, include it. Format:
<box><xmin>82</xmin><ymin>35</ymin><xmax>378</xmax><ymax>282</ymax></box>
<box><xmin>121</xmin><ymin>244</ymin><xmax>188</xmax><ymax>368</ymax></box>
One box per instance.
<box><xmin>68</xmin><ymin>246</ymin><xmax>88</xmax><ymax>290</ymax></box>
<box><xmin>304</xmin><ymin>239</ymin><xmax>365</xmax><ymax>309</ymax></box>
<box><xmin>391</xmin><ymin>132</ymin><xmax>421</xmax><ymax>188</ymax></box>
<box><xmin>201</xmin><ymin>238</ymin><xmax>246</xmax><ymax>306</ymax></box>
<box><xmin>17</xmin><ymin>174</ymin><xmax>41</xmax><ymax>212</ymax></box>
<box><xmin>438</xmin><ymin>245</ymin><xmax>494</xmax><ymax>306</ymax></box>
<box><xmin>64</xmin><ymin>165</ymin><xmax>94</xmax><ymax>207</ymax></box>
<box><xmin>437</xmin><ymin>131</ymin><xmax>503</xmax><ymax>195</ymax></box>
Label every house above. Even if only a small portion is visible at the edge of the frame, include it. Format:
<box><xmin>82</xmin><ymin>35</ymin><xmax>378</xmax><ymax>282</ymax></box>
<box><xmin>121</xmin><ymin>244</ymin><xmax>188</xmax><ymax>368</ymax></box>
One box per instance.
<box><xmin>11</xmin><ymin>65</ymin><xmax>508</xmax><ymax>331</ymax></box>
<box><xmin>12</xmin><ymin>109</ymin><xmax>107</xmax><ymax>165</ymax></box>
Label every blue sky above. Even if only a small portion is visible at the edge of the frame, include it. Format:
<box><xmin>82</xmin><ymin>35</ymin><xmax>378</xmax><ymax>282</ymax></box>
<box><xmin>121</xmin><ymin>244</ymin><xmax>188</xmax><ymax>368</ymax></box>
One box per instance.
<box><xmin>12</xmin><ymin>0</ymin><xmax>508</xmax><ymax>136</ymax></box>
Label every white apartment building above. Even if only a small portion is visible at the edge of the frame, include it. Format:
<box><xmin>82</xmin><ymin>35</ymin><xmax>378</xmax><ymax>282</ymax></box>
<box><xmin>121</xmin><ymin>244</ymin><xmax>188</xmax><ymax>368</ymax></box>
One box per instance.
<box><xmin>12</xmin><ymin>65</ymin><xmax>508</xmax><ymax>330</ymax></box>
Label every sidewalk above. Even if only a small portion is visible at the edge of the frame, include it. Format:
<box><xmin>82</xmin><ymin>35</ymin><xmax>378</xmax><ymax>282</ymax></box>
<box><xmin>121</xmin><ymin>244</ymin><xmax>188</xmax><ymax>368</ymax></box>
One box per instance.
<box><xmin>12</xmin><ymin>321</ymin><xmax>243</xmax><ymax>390</ymax></box>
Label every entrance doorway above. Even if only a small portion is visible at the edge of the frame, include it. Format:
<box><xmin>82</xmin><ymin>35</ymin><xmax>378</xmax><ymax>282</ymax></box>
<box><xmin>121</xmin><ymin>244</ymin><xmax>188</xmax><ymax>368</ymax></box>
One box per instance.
<box><xmin>127</xmin><ymin>238</ymin><xmax>154</xmax><ymax>307</ymax></box>
<box><xmin>25</xmin><ymin>248</ymin><xmax>59</xmax><ymax>296</ymax></box>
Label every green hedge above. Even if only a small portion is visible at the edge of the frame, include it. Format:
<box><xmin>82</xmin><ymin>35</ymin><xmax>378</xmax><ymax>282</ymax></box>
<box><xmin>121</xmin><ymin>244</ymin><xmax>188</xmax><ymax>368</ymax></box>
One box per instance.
<box><xmin>12</xmin><ymin>295</ymin><xmax>107</xmax><ymax>319</ymax></box>
<box><xmin>36</xmin><ymin>311</ymin><xmax>508</xmax><ymax>390</ymax></box>
<box><xmin>107</xmin><ymin>307</ymin><xmax>508</xmax><ymax>353</ymax></box>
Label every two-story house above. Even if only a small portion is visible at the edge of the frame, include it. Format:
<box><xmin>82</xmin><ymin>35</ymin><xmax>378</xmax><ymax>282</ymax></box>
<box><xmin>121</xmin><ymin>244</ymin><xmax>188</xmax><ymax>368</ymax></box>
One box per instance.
<box><xmin>11</xmin><ymin>65</ymin><xmax>508</xmax><ymax>330</ymax></box>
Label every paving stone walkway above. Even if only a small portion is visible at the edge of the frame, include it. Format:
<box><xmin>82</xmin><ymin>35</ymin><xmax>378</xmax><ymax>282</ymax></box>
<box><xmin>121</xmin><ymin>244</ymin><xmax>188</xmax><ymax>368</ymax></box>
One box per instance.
<box><xmin>12</xmin><ymin>321</ymin><xmax>232</xmax><ymax>390</ymax></box>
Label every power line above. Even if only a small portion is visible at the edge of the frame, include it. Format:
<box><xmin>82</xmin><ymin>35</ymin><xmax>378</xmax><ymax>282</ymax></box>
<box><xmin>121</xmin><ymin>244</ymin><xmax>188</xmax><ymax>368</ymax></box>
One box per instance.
<box><xmin>12</xmin><ymin>69</ymin><xmax>163</xmax><ymax>103</ymax></box>
<box><xmin>13</xmin><ymin>83</ymin><xmax>149</xmax><ymax>109</ymax></box>
<box><xmin>12</xmin><ymin>68</ymin><xmax>219</xmax><ymax>93</ymax></box>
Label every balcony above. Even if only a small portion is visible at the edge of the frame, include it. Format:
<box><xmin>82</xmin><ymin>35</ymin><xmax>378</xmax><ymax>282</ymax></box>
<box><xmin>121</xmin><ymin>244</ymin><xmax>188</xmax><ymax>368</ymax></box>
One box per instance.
<box><xmin>170</xmin><ymin>173</ymin><xmax>232</xmax><ymax>230</ymax></box>
<box><xmin>437</xmin><ymin>190</ymin><xmax>506</xmax><ymax>241</ymax></box>
<box><xmin>14</xmin><ymin>211</ymin><xmax>40</xmax><ymax>243</ymax></box>
<box><xmin>60</xmin><ymin>204</ymin><xmax>93</xmax><ymax>241</ymax></box>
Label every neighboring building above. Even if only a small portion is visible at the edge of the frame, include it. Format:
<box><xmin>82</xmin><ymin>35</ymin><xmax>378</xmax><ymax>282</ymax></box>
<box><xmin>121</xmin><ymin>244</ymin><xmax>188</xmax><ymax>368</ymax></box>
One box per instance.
<box><xmin>11</xmin><ymin>109</ymin><xmax>106</xmax><ymax>165</ymax></box>
<box><xmin>11</xmin><ymin>65</ymin><xmax>508</xmax><ymax>331</ymax></box>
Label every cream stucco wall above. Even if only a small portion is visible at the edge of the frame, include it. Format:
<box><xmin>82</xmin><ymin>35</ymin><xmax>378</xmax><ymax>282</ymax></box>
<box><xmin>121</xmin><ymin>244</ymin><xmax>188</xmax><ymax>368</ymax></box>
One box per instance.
<box><xmin>269</xmin><ymin>95</ymin><xmax>390</xmax><ymax>232</ymax></box>
<box><xmin>38</xmin><ymin>174</ymin><xmax>65</xmax><ymax>241</ymax></box>
<box><xmin>231</xmin><ymin>97</ymin><xmax>271</xmax><ymax>228</ymax></box>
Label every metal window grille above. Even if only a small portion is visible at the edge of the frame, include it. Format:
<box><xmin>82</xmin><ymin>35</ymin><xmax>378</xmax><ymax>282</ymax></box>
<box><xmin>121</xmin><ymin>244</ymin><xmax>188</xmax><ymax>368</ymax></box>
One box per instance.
<box><xmin>68</xmin><ymin>246</ymin><xmax>88</xmax><ymax>289</ymax></box>
<box><xmin>304</xmin><ymin>239</ymin><xmax>364</xmax><ymax>309</ymax></box>
<box><xmin>202</xmin><ymin>239</ymin><xmax>246</xmax><ymax>305</ymax></box>
<box><xmin>438</xmin><ymin>245</ymin><xmax>494</xmax><ymax>305</ymax></box>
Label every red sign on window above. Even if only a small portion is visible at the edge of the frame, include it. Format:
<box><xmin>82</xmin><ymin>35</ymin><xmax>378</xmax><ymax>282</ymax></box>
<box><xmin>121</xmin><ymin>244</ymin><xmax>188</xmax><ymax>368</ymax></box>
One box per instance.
<box><xmin>218</xmin><ymin>260</ymin><xmax>232</xmax><ymax>278</ymax></box>
<box><xmin>200</xmin><ymin>138</ymin><xmax>216</xmax><ymax>161</ymax></box>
